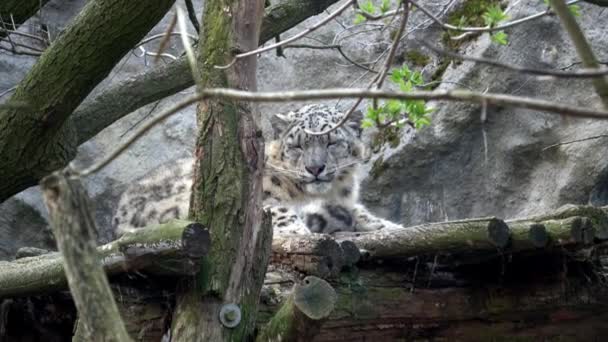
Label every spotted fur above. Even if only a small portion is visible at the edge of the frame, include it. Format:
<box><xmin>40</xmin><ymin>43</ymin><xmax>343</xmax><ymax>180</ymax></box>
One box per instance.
<box><xmin>113</xmin><ymin>104</ymin><xmax>403</xmax><ymax>236</ymax></box>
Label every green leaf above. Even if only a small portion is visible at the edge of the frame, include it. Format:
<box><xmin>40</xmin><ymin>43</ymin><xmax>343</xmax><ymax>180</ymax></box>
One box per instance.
<box><xmin>354</xmin><ymin>13</ymin><xmax>366</xmax><ymax>24</ymax></box>
<box><xmin>569</xmin><ymin>4</ymin><xmax>581</xmax><ymax>17</ymax></box>
<box><xmin>482</xmin><ymin>5</ymin><xmax>508</xmax><ymax>27</ymax></box>
<box><xmin>380</xmin><ymin>0</ymin><xmax>391</xmax><ymax>13</ymax></box>
<box><xmin>361</xmin><ymin>118</ymin><xmax>375</xmax><ymax>128</ymax></box>
<box><xmin>491</xmin><ymin>31</ymin><xmax>508</xmax><ymax>45</ymax></box>
<box><xmin>361</xmin><ymin>0</ymin><xmax>376</xmax><ymax>15</ymax></box>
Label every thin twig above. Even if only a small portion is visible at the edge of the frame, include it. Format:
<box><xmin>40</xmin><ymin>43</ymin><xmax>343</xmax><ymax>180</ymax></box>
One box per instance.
<box><xmin>176</xmin><ymin>6</ymin><xmax>198</xmax><ymax>85</ymax></box>
<box><xmin>195</xmin><ymin>87</ymin><xmax>608</xmax><ymax>119</ymax></box>
<box><xmin>0</xmin><ymin>86</ymin><xmax>17</xmax><ymax>98</ymax></box>
<box><xmin>307</xmin><ymin>0</ymin><xmax>410</xmax><ymax>136</ymax></box>
<box><xmin>284</xmin><ymin>43</ymin><xmax>378</xmax><ymax>73</ymax></box>
<box><xmin>75</xmin><ymin>86</ymin><xmax>608</xmax><ymax>176</ymax></box>
<box><xmin>184</xmin><ymin>0</ymin><xmax>201</xmax><ymax>33</ymax></box>
<box><xmin>542</xmin><ymin>134</ymin><xmax>608</xmax><ymax>151</ymax></box>
<box><xmin>154</xmin><ymin>12</ymin><xmax>177</xmax><ymax>64</ymax></box>
<box><xmin>136</xmin><ymin>32</ymin><xmax>197</xmax><ymax>48</ymax></box>
<box><xmin>422</xmin><ymin>41</ymin><xmax>608</xmax><ymax>78</ymax></box>
<box><xmin>215</xmin><ymin>0</ymin><xmax>355</xmax><ymax>69</ymax></box>
<box><xmin>76</xmin><ymin>95</ymin><xmax>201</xmax><ymax>177</ymax></box>
<box><xmin>376</xmin><ymin>1</ymin><xmax>409</xmax><ymax>90</ymax></box>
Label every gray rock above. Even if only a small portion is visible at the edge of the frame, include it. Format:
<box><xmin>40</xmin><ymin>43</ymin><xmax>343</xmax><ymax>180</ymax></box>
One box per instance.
<box><xmin>1</xmin><ymin>0</ymin><xmax>607</xmax><ymax>256</ymax></box>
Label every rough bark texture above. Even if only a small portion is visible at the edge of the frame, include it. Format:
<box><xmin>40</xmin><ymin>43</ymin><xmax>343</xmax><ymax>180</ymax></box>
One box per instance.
<box><xmin>257</xmin><ymin>276</ymin><xmax>337</xmax><ymax>342</ymax></box>
<box><xmin>170</xmin><ymin>0</ymin><xmax>272</xmax><ymax>340</ymax></box>
<box><xmin>40</xmin><ymin>171</ymin><xmax>130</xmax><ymax>341</ymax></box>
<box><xmin>0</xmin><ymin>0</ymin><xmax>50</xmax><ymax>39</ymax></box>
<box><xmin>0</xmin><ymin>0</ymin><xmax>175</xmax><ymax>202</ymax></box>
<box><xmin>71</xmin><ymin>0</ymin><xmax>340</xmax><ymax>144</ymax></box>
<box><xmin>337</xmin><ymin>217</ymin><xmax>511</xmax><ymax>259</ymax></box>
<box><xmin>0</xmin><ymin>219</ymin><xmax>206</xmax><ymax>298</ymax></box>
<box><xmin>272</xmin><ymin>234</ymin><xmax>360</xmax><ymax>278</ymax></box>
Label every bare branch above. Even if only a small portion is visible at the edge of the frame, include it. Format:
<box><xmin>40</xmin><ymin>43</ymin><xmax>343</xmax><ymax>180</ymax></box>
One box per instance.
<box><xmin>549</xmin><ymin>0</ymin><xmax>608</xmax><ymax>107</ymax></box>
<box><xmin>77</xmin><ymin>86</ymin><xmax>608</xmax><ymax>176</ymax></box>
<box><xmin>216</xmin><ymin>0</ymin><xmax>355</xmax><ymax>69</ymax></box>
<box><xmin>184</xmin><ymin>0</ymin><xmax>200</xmax><ymax>33</ymax></box>
<box><xmin>306</xmin><ymin>0</ymin><xmax>411</xmax><ymax>136</ymax></box>
<box><xmin>422</xmin><ymin>41</ymin><xmax>608</xmax><ymax>78</ymax></box>
<box><xmin>284</xmin><ymin>43</ymin><xmax>378</xmax><ymax>73</ymax></box>
<box><xmin>542</xmin><ymin>134</ymin><xmax>608</xmax><ymax>150</ymax></box>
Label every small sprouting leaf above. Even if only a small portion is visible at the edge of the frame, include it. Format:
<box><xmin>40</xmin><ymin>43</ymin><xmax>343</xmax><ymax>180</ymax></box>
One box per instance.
<box><xmin>491</xmin><ymin>31</ymin><xmax>508</xmax><ymax>45</ymax></box>
<box><xmin>380</xmin><ymin>0</ymin><xmax>391</xmax><ymax>14</ymax></box>
<box><xmin>457</xmin><ymin>15</ymin><xmax>467</xmax><ymax>28</ymax></box>
<box><xmin>482</xmin><ymin>5</ymin><xmax>508</xmax><ymax>27</ymax></box>
<box><xmin>361</xmin><ymin>0</ymin><xmax>376</xmax><ymax>15</ymax></box>
<box><xmin>361</xmin><ymin>118</ymin><xmax>375</xmax><ymax>128</ymax></box>
<box><xmin>354</xmin><ymin>13</ymin><xmax>366</xmax><ymax>24</ymax></box>
<box><xmin>568</xmin><ymin>4</ymin><xmax>581</xmax><ymax>17</ymax></box>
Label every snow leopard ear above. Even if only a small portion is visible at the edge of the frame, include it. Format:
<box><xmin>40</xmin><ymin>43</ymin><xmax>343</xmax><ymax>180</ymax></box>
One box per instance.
<box><xmin>270</xmin><ymin>113</ymin><xmax>291</xmax><ymax>138</ymax></box>
<box><xmin>346</xmin><ymin>109</ymin><xmax>364</xmax><ymax>137</ymax></box>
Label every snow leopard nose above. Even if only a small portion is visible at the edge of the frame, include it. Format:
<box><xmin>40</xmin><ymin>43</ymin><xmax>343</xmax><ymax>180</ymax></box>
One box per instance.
<box><xmin>305</xmin><ymin>164</ymin><xmax>325</xmax><ymax>177</ymax></box>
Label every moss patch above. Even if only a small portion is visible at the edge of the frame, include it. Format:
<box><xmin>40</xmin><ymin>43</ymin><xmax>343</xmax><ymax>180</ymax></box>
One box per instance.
<box><xmin>405</xmin><ymin>49</ymin><xmax>430</xmax><ymax>67</ymax></box>
<box><xmin>442</xmin><ymin>0</ymin><xmax>503</xmax><ymax>49</ymax></box>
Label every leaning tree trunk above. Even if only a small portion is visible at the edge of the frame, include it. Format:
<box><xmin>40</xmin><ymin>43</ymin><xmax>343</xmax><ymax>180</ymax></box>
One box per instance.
<box><xmin>0</xmin><ymin>0</ymin><xmax>175</xmax><ymax>202</ymax></box>
<box><xmin>170</xmin><ymin>0</ymin><xmax>272</xmax><ymax>341</ymax></box>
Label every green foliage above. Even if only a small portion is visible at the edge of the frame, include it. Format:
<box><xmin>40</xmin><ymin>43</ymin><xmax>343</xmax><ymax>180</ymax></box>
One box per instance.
<box><xmin>482</xmin><ymin>4</ymin><xmax>508</xmax><ymax>27</ymax></box>
<box><xmin>491</xmin><ymin>31</ymin><xmax>508</xmax><ymax>45</ymax></box>
<box><xmin>363</xmin><ymin>64</ymin><xmax>434</xmax><ymax>134</ymax></box>
<box><xmin>405</xmin><ymin>50</ymin><xmax>431</xmax><ymax>67</ymax></box>
<box><xmin>380</xmin><ymin>0</ymin><xmax>391</xmax><ymax>13</ymax></box>
<box><xmin>443</xmin><ymin>0</ymin><xmax>507</xmax><ymax>47</ymax></box>
<box><xmin>361</xmin><ymin>0</ymin><xmax>376</xmax><ymax>15</ymax></box>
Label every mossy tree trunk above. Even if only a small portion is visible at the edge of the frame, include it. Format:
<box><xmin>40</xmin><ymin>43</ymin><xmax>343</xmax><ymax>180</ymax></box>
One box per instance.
<box><xmin>0</xmin><ymin>0</ymin><xmax>175</xmax><ymax>202</ymax></box>
<box><xmin>170</xmin><ymin>0</ymin><xmax>272</xmax><ymax>340</ymax></box>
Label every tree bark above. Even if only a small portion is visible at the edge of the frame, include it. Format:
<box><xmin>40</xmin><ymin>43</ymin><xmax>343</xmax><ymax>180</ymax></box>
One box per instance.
<box><xmin>0</xmin><ymin>0</ymin><xmax>175</xmax><ymax>202</ymax></box>
<box><xmin>40</xmin><ymin>170</ymin><xmax>131</xmax><ymax>341</ymax></box>
<box><xmin>170</xmin><ymin>0</ymin><xmax>272</xmax><ymax>340</ymax></box>
<box><xmin>0</xmin><ymin>219</ymin><xmax>208</xmax><ymax>298</ymax></box>
<box><xmin>0</xmin><ymin>0</ymin><xmax>50</xmax><ymax>39</ymax></box>
<box><xmin>256</xmin><ymin>276</ymin><xmax>337</xmax><ymax>342</ymax></box>
<box><xmin>71</xmin><ymin>0</ymin><xmax>340</xmax><ymax>145</ymax></box>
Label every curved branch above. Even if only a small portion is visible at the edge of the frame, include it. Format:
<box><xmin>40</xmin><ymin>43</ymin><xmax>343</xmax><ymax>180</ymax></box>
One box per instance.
<box><xmin>72</xmin><ymin>0</ymin><xmax>341</xmax><ymax>144</ymax></box>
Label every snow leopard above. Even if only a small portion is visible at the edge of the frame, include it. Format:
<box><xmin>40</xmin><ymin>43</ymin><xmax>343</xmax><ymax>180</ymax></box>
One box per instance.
<box><xmin>112</xmin><ymin>104</ymin><xmax>403</xmax><ymax>237</ymax></box>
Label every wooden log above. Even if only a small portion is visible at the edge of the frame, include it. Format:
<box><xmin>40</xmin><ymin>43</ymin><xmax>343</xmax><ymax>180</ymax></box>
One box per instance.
<box><xmin>41</xmin><ymin>170</ymin><xmax>131</xmax><ymax>341</ymax></box>
<box><xmin>256</xmin><ymin>263</ymin><xmax>608</xmax><ymax>341</ymax></box>
<box><xmin>532</xmin><ymin>204</ymin><xmax>608</xmax><ymax>239</ymax></box>
<box><xmin>336</xmin><ymin>217</ymin><xmax>510</xmax><ymax>259</ymax></box>
<box><xmin>0</xmin><ymin>219</ymin><xmax>209</xmax><ymax>298</ymax></box>
<box><xmin>256</xmin><ymin>276</ymin><xmax>337</xmax><ymax>342</ymax></box>
<box><xmin>272</xmin><ymin>234</ymin><xmax>353</xmax><ymax>278</ymax></box>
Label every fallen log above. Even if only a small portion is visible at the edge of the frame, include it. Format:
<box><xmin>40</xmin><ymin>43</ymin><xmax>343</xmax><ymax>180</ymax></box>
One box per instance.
<box><xmin>257</xmin><ymin>276</ymin><xmax>337</xmax><ymax>342</ymax></box>
<box><xmin>271</xmin><ymin>234</ymin><xmax>360</xmax><ymax>278</ymax></box>
<box><xmin>0</xmin><ymin>219</ymin><xmax>209</xmax><ymax>298</ymax></box>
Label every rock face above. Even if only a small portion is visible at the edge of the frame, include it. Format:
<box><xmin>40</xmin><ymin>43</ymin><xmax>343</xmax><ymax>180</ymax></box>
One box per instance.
<box><xmin>1</xmin><ymin>0</ymin><xmax>607</xmax><ymax>258</ymax></box>
<box><xmin>360</xmin><ymin>2</ymin><xmax>608</xmax><ymax>226</ymax></box>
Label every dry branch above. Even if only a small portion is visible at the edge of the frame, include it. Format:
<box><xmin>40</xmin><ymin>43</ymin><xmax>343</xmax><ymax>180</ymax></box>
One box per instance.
<box><xmin>0</xmin><ymin>219</ymin><xmax>209</xmax><ymax>298</ymax></box>
<box><xmin>41</xmin><ymin>170</ymin><xmax>131</xmax><ymax>341</ymax></box>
